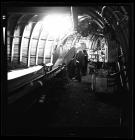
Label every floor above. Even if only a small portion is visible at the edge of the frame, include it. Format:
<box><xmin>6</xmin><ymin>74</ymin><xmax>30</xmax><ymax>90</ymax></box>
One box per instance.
<box><xmin>6</xmin><ymin>70</ymin><xmax>130</xmax><ymax>137</ymax></box>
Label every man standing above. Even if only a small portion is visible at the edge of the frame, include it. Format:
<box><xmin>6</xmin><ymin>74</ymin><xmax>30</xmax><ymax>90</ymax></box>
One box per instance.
<box><xmin>75</xmin><ymin>49</ymin><xmax>85</xmax><ymax>82</ymax></box>
<box><xmin>83</xmin><ymin>50</ymin><xmax>88</xmax><ymax>75</ymax></box>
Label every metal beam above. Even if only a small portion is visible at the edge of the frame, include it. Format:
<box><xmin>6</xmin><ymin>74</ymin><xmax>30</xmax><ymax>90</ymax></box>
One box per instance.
<box><xmin>27</xmin><ymin>22</ymin><xmax>42</xmax><ymax>67</ymax></box>
<box><xmin>10</xmin><ymin>16</ymin><xmax>23</xmax><ymax>62</ymax></box>
<box><xmin>50</xmin><ymin>37</ymin><xmax>58</xmax><ymax>64</ymax></box>
<box><xmin>7</xmin><ymin>14</ymin><xmax>22</xmax><ymax>62</ymax></box>
<box><xmin>35</xmin><ymin>25</ymin><xmax>46</xmax><ymax>65</ymax></box>
<box><xmin>20</xmin><ymin>15</ymin><xmax>36</xmax><ymax>62</ymax></box>
<box><xmin>43</xmin><ymin>34</ymin><xmax>50</xmax><ymax>64</ymax></box>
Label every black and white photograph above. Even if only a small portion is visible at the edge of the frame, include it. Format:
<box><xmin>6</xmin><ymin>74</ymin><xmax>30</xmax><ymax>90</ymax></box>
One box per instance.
<box><xmin>1</xmin><ymin>2</ymin><xmax>134</xmax><ymax>138</ymax></box>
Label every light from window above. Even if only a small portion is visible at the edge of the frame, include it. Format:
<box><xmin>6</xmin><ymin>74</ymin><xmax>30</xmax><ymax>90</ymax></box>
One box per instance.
<box><xmin>42</xmin><ymin>14</ymin><xmax>73</xmax><ymax>38</ymax></box>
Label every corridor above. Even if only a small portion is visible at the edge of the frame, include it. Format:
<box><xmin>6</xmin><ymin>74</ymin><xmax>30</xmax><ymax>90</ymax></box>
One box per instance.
<box><xmin>2</xmin><ymin>4</ymin><xmax>132</xmax><ymax>138</ymax></box>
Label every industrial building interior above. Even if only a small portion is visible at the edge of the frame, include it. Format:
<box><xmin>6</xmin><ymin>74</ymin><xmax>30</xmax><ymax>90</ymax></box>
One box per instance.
<box><xmin>1</xmin><ymin>3</ymin><xmax>133</xmax><ymax>137</ymax></box>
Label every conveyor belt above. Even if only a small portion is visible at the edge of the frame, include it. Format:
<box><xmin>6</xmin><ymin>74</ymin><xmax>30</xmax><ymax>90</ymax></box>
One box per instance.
<box><xmin>8</xmin><ymin>64</ymin><xmax>66</xmax><ymax>104</ymax></box>
<box><xmin>8</xmin><ymin>66</ymin><xmax>43</xmax><ymax>80</ymax></box>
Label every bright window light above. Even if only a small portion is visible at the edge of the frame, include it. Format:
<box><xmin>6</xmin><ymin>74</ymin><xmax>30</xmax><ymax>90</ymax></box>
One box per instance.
<box><xmin>42</xmin><ymin>14</ymin><xmax>73</xmax><ymax>37</ymax></box>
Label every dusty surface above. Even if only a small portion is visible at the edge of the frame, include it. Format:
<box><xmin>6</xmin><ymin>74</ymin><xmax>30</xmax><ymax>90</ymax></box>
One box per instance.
<box><xmin>6</xmin><ymin>73</ymin><xmax>130</xmax><ymax>137</ymax></box>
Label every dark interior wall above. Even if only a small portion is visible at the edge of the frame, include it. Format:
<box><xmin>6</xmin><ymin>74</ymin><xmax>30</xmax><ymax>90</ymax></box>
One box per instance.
<box><xmin>102</xmin><ymin>6</ymin><xmax>129</xmax><ymax>64</ymax></box>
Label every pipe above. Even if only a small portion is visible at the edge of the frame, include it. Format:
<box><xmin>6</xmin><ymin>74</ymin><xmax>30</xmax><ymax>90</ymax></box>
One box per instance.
<box><xmin>101</xmin><ymin>6</ymin><xmax>107</xmax><ymax>17</ymax></box>
<box><xmin>71</xmin><ymin>6</ymin><xmax>78</xmax><ymax>31</ymax></box>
